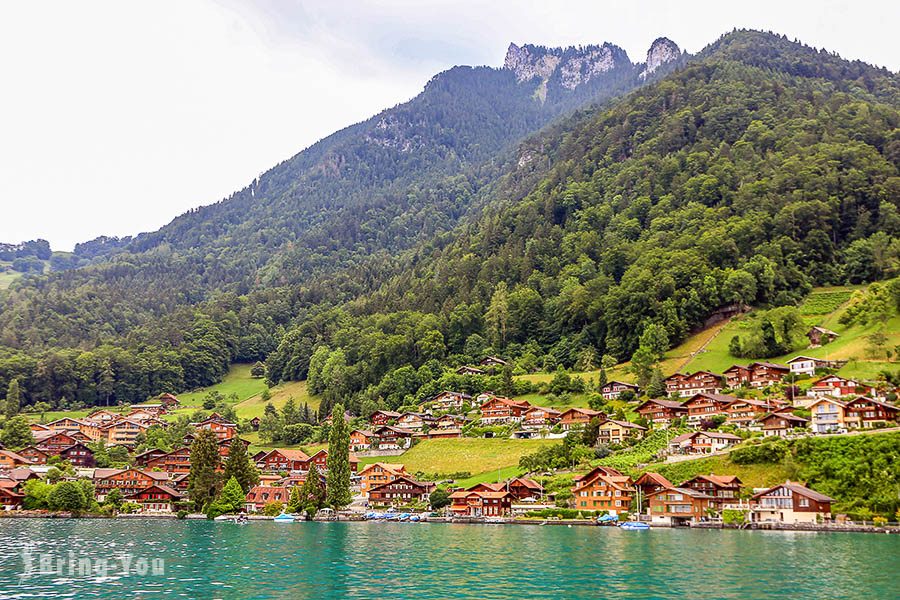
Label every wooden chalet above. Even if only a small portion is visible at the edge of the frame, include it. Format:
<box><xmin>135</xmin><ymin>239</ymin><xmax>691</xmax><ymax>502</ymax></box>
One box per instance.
<box><xmin>369</xmin><ymin>410</ymin><xmax>402</xmax><ymax>426</ymax></box>
<box><xmin>455</xmin><ymin>366</ymin><xmax>485</xmax><ymax>376</ymax></box>
<box><xmin>558</xmin><ymin>407</ymin><xmax>604</xmax><ymax>431</ymax></box>
<box><xmin>428</xmin><ymin>391</ymin><xmax>472</xmax><ymax>411</ymax></box>
<box><xmin>0</xmin><ymin>479</ymin><xmax>25</xmax><ymax>509</ymax></box>
<box><xmin>469</xmin><ymin>478</ymin><xmax>544</xmax><ymax>502</ymax></box>
<box><xmin>751</xmin><ymin>481</ymin><xmax>834</xmax><ymax>523</ymax></box>
<box><xmin>682</xmin><ymin>393</ymin><xmax>737</xmax><ymax>425</ymax></box>
<box><xmin>127</xmin><ymin>484</ymin><xmax>183</xmax><ymax>512</ymax></box>
<box><xmin>33</xmin><ymin>430</ymin><xmax>81</xmax><ymax>453</ymax></box>
<box><xmin>449</xmin><ymin>489</ymin><xmax>512</xmax><ymax>517</ymax></box>
<box><xmin>58</xmin><ymin>442</ymin><xmax>96</xmax><ymax>467</ymax></box>
<box><xmin>600</xmin><ymin>381</ymin><xmax>640</xmax><ymax>400</ymax></box>
<box><xmin>479</xmin><ymin>397</ymin><xmax>530</xmax><ymax>425</ymax></box>
<box><xmin>218</xmin><ymin>437</ymin><xmax>250</xmax><ymax>458</ymax></box>
<box><xmin>806</xmin><ymin>326</ymin><xmax>838</xmax><ymax>347</ymax></box>
<box><xmin>256</xmin><ymin>449</ymin><xmax>311</xmax><ymax>473</ymax></box>
<box><xmin>724</xmin><ymin>397</ymin><xmax>786</xmax><ymax>428</ymax></box>
<box><xmin>647</xmin><ymin>487</ymin><xmax>714</xmax><ymax>525</ymax></box>
<box><xmin>522</xmin><ymin>406</ymin><xmax>562</xmax><ymax>429</ymax></box>
<box><xmin>358</xmin><ymin>463</ymin><xmax>407</xmax><ymax>498</ymax></box>
<box><xmin>664</xmin><ymin>371</ymin><xmax>723</xmax><ymax>398</ymax></box>
<box><xmin>723</xmin><ymin>362</ymin><xmax>789</xmax><ymax>389</ymax></box>
<box><xmin>349</xmin><ymin>429</ymin><xmax>377</xmax><ymax>452</ymax></box>
<box><xmin>596</xmin><ymin>419</ymin><xmax>646</xmax><ymax>445</ymax></box>
<box><xmin>244</xmin><ymin>485</ymin><xmax>291</xmax><ymax>512</ymax></box>
<box><xmin>843</xmin><ymin>397</ymin><xmax>899</xmax><ymax>428</ymax></box>
<box><xmin>633</xmin><ymin>472</ymin><xmax>674</xmax><ymax>498</ymax></box>
<box><xmin>435</xmin><ymin>414</ymin><xmax>468</xmax><ymax>430</ymax></box>
<box><xmin>0</xmin><ymin>450</ymin><xmax>33</xmax><ymax>470</ymax></box>
<box><xmin>100</xmin><ymin>419</ymin><xmax>150</xmax><ymax>446</ymax></box>
<box><xmin>396</xmin><ymin>412</ymin><xmax>436</xmax><ymax>431</ymax></box>
<box><xmin>45</xmin><ymin>417</ymin><xmax>86</xmax><ymax>431</ymax></box>
<box><xmin>17</xmin><ymin>446</ymin><xmax>50</xmax><ymax>465</ymax></box>
<box><xmin>92</xmin><ymin>468</ymin><xmax>170</xmax><ymax>500</ymax></box>
<box><xmin>635</xmin><ymin>398</ymin><xmax>688</xmax><ymax>426</ymax></box>
<box><xmin>368</xmin><ymin>475</ymin><xmax>434</xmax><ymax>506</ymax></box>
<box><xmin>808</xmin><ymin>398</ymin><xmax>848</xmax><ymax>433</ymax></box>
<box><xmin>480</xmin><ymin>356</ymin><xmax>508</xmax><ymax>367</ymax></box>
<box><xmin>190</xmin><ymin>413</ymin><xmax>237</xmax><ymax>441</ymax></box>
<box><xmin>414</xmin><ymin>428</ymin><xmax>462</xmax><ymax>440</ymax></box>
<box><xmin>571</xmin><ymin>466</ymin><xmax>634</xmax><ymax>515</ymax></box>
<box><xmin>373</xmin><ymin>426</ymin><xmax>415</xmax><ymax>450</ymax></box>
<box><xmin>680</xmin><ymin>475</ymin><xmax>742</xmax><ymax>507</ymax></box>
<box><xmin>667</xmin><ymin>431</ymin><xmax>742</xmax><ymax>455</ymax></box>
<box><xmin>758</xmin><ymin>412</ymin><xmax>809</xmax><ymax>437</ymax></box>
<box><xmin>29</xmin><ymin>422</ymin><xmax>51</xmax><ymax>433</ymax></box>
<box><xmin>145</xmin><ymin>447</ymin><xmax>192</xmax><ymax>474</ymax></box>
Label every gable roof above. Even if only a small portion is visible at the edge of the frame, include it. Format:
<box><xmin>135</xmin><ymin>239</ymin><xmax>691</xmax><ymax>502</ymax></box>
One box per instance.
<box><xmin>600</xmin><ymin>419</ymin><xmax>647</xmax><ymax>431</ymax></box>
<box><xmin>636</xmin><ymin>398</ymin><xmax>686</xmax><ymax>411</ymax></box>
<box><xmin>648</xmin><ymin>486</ymin><xmax>714</xmax><ymax>499</ymax></box>
<box><xmin>264</xmin><ymin>448</ymin><xmax>311</xmax><ymax>462</ymax></box>
<box><xmin>753</xmin><ymin>481</ymin><xmax>835</xmax><ymax>503</ymax></box>
<box><xmin>0</xmin><ymin>450</ymin><xmax>33</xmax><ymax>464</ymax></box>
<box><xmin>684</xmin><ymin>474</ymin><xmax>743</xmax><ymax>487</ymax></box>
<box><xmin>634</xmin><ymin>472</ymin><xmax>674</xmax><ymax>489</ymax></box>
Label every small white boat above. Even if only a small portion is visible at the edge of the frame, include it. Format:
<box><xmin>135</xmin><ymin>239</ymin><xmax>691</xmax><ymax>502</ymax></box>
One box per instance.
<box><xmin>619</xmin><ymin>521</ymin><xmax>650</xmax><ymax>530</ymax></box>
<box><xmin>273</xmin><ymin>512</ymin><xmax>295</xmax><ymax>523</ymax></box>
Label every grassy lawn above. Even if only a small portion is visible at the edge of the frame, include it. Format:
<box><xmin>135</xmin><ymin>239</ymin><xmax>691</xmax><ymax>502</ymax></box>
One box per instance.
<box><xmin>234</xmin><ymin>380</ymin><xmax>317</xmax><ymax>419</ymax></box>
<box><xmin>177</xmin><ymin>364</ymin><xmax>267</xmax><ymax>407</ymax></box>
<box><xmin>642</xmin><ymin>455</ymin><xmax>793</xmax><ymax>489</ymax></box>
<box><xmin>0</xmin><ymin>270</ymin><xmax>20</xmax><ymax>290</ymax></box>
<box><xmin>388</xmin><ymin>437</ymin><xmax>559</xmax><ymax>476</ymax></box>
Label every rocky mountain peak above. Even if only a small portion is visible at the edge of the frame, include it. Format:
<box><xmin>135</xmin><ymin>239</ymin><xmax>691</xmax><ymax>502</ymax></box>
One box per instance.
<box><xmin>641</xmin><ymin>37</ymin><xmax>681</xmax><ymax>78</ymax></box>
<box><xmin>503</xmin><ymin>42</ymin><xmax>632</xmax><ymax>93</ymax></box>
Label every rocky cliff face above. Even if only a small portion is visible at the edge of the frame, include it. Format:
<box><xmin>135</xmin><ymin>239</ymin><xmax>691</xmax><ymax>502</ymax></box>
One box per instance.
<box><xmin>641</xmin><ymin>37</ymin><xmax>681</xmax><ymax>78</ymax></box>
<box><xmin>504</xmin><ymin>42</ymin><xmax>632</xmax><ymax>94</ymax></box>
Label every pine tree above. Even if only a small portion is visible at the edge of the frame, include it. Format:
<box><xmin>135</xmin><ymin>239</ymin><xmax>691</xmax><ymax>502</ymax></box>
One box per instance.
<box><xmin>4</xmin><ymin>378</ymin><xmax>21</xmax><ymax>418</ymax></box>
<box><xmin>282</xmin><ymin>397</ymin><xmax>298</xmax><ymax>425</ymax></box>
<box><xmin>188</xmin><ymin>429</ymin><xmax>221</xmax><ymax>511</ymax></box>
<box><xmin>299</xmin><ymin>463</ymin><xmax>326</xmax><ymax>514</ymax></box>
<box><xmin>222</xmin><ymin>438</ymin><xmax>258</xmax><ymax>493</ymax></box>
<box><xmin>325</xmin><ymin>403</ymin><xmax>351</xmax><ymax>508</ymax></box>
<box><xmin>647</xmin><ymin>367</ymin><xmax>667</xmax><ymax>399</ymax></box>
<box><xmin>500</xmin><ymin>364</ymin><xmax>514</xmax><ymax>397</ymax></box>
<box><xmin>219</xmin><ymin>476</ymin><xmax>245</xmax><ymax>513</ymax></box>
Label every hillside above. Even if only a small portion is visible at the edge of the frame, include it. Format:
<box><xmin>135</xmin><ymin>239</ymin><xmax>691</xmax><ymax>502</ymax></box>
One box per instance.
<box><xmin>1</xmin><ymin>30</ymin><xmax>899</xmax><ymax>416</ymax></box>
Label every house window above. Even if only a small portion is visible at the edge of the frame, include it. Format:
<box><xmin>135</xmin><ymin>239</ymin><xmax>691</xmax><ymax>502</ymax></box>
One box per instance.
<box><xmin>799</xmin><ymin>498</ymin><xmax>809</xmax><ymax>508</ymax></box>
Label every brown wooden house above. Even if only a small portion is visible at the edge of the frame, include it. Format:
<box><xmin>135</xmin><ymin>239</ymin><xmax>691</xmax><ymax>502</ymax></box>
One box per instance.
<box><xmin>635</xmin><ymin>398</ymin><xmax>688</xmax><ymax>426</ymax></box>
<box><xmin>751</xmin><ymin>481</ymin><xmax>834</xmax><ymax>523</ymax></box>
<box><xmin>368</xmin><ymin>475</ymin><xmax>434</xmax><ymax>506</ymax></box>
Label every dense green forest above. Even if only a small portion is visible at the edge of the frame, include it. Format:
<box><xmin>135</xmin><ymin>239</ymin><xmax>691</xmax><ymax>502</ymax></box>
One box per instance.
<box><xmin>0</xmin><ymin>30</ymin><xmax>898</xmax><ymax>413</ymax></box>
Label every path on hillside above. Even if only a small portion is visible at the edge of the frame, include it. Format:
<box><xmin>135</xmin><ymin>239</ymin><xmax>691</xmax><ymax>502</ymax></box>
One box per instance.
<box><xmin>674</xmin><ymin>318</ymin><xmax>734</xmax><ymax>373</ymax></box>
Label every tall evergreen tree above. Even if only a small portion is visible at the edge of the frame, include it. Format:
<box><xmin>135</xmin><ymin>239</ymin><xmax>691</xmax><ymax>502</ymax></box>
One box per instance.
<box><xmin>4</xmin><ymin>378</ymin><xmax>21</xmax><ymax>418</ymax></box>
<box><xmin>188</xmin><ymin>429</ymin><xmax>221</xmax><ymax>511</ymax></box>
<box><xmin>295</xmin><ymin>463</ymin><xmax>326</xmax><ymax>515</ymax></box>
<box><xmin>325</xmin><ymin>403</ymin><xmax>351</xmax><ymax>508</ymax></box>
<box><xmin>647</xmin><ymin>367</ymin><xmax>668</xmax><ymax>399</ymax></box>
<box><xmin>222</xmin><ymin>437</ymin><xmax>258</xmax><ymax>493</ymax></box>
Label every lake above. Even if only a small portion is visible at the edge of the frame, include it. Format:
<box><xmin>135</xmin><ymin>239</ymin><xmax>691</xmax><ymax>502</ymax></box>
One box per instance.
<box><xmin>0</xmin><ymin>519</ymin><xmax>897</xmax><ymax>599</ymax></box>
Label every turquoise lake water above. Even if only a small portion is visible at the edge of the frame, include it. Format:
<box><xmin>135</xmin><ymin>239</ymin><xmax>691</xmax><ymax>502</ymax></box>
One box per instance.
<box><xmin>0</xmin><ymin>519</ymin><xmax>897</xmax><ymax>599</ymax></box>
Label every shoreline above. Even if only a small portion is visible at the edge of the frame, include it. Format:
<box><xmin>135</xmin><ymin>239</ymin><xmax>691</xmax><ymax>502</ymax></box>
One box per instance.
<box><xmin>3</xmin><ymin>512</ymin><xmax>898</xmax><ymax>534</ymax></box>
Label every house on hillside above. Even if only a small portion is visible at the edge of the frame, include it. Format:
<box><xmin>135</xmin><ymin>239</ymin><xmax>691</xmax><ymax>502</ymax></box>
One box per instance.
<box><xmin>522</xmin><ymin>406</ymin><xmax>561</xmax><ymax>429</ymax></box>
<box><xmin>17</xmin><ymin>446</ymin><xmax>49</xmax><ymax>465</ymax></box>
<box><xmin>667</xmin><ymin>431</ymin><xmax>742</xmax><ymax>455</ymax></box>
<box><xmin>358</xmin><ymin>463</ymin><xmax>407</xmax><ymax>499</ymax></box>
<box><xmin>58</xmin><ymin>442</ymin><xmax>96</xmax><ymax>467</ymax></box>
<box><xmin>842</xmin><ymin>397</ymin><xmax>899</xmax><ymax>429</ymax></box>
<box><xmin>751</xmin><ymin>481</ymin><xmax>834</xmax><ymax>523</ymax></box>
<box><xmin>455</xmin><ymin>366</ymin><xmax>485</xmax><ymax>376</ymax></box>
<box><xmin>256</xmin><ymin>449</ymin><xmax>311</xmax><ymax>473</ymax></box>
<box><xmin>369</xmin><ymin>410</ymin><xmax>402</xmax><ymax>426</ymax></box>
<box><xmin>558</xmin><ymin>408</ymin><xmax>604</xmax><ymax>431</ymax></box>
<box><xmin>758</xmin><ymin>411</ymin><xmax>809</xmax><ymax>437</ymax></box>
<box><xmin>681</xmin><ymin>393</ymin><xmax>736</xmax><ymax>425</ymax></box>
<box><xmin>479</xmin><ymin>397</ymin><xmax>530</xmax><ymax>425</ymax></box>
<box><xmin>145</xmin><ymin>447</ymin><xmax>192</xmax><ymax>474</ymax></box>
<box><xmin>600</xmin><ymin>381</ymin><xmax>640</xmax><ymax>400</ymax></box>
<box><xmin>190</xmin><ymin>414</ymin><xmax>237</xmax><ymax>442</ymax></box>
<box><xmin>0</xmin><ymin>450</ymin><xmax>33</xmax><ymax>470</ymax></box>
<box><xmin>349</xmin><ymin>429</ymin><xmax>377</xmax><ymax>452</ymax></box>
<box><xmin>664</xmin><ymin>371</ymin><xmax>723</xmax><ymax>398</ymax></box>
<box><xmin>428</xmin><ymin>391</ymin><xmax>472</xmax><ymax>412</ymax></box>
<box><xmin>396</xmin><ymin>412</ymin><xmax>436</xmax><ymax>432</ymax></box>
<box><xmin>808</xmin><ymin>375</ymin><xmax>873</xmax><ymax>399</ymax></box>
<box><xmin>596</xmin><ymin>419</ymin><xmax>646</xmax><ymax>445</ymax></box>
<box><xmin>806</xmin><ymin>326</ymin><xmax>838</xmax><ymax>347</ymax></box>
<box><xmin>372</xmin><ymin>426</ymin><xmax>415</xmax><ymax>450</ymax></box>
<box><xmin>808</xmin><ymin>398</ymin><xmax>849</xmax><ymax>433</ymax></box>
<box><xmin>786</xmin><ymin>356</ymin><xmax>846</xmax><ymax>377</ymax></box>
<box><xmin>635</xmin><ymin>399</ymin><xmax>688</xmax><ymax>427</ymax></box>
<box><xmin>480</xmin><ymin>356</ymin><xmax>508</xmax><ymax>368</ymax></box>
<box><xmin>723</xmin><ymin>363</ymin><xmax>789</xmax><ymax>389</ymax></box>
<box><xmin>724</xmin><ymin>397</ymin><xmax>786</xmax><ymax>429</ymax></box>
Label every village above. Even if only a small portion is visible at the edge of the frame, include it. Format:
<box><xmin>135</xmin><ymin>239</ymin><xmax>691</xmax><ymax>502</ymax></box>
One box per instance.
<box><xmin>1</xmin><ymin>343</ymin><xmax>897</xmax><ymax>532</ymax></box>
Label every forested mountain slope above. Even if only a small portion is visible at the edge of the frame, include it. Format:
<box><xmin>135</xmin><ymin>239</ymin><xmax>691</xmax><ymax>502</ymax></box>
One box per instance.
<box><xmin>1</xmin><ymin>30</ymin><xmax>898</xmax><ymax>414</ymax></box>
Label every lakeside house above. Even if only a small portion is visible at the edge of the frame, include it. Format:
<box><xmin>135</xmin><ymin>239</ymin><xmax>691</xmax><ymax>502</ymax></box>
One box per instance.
<box><xmin>127</xmin><ymin>484</ymin><xmax>183</xmax><ymax>513</ymax></box>
<box><xmin>358</xmin><ymin>463</ymin><xmax>407</xmax><ymax>499</ymax></box>
<box><xmin>647</xmin><ymin>487</ymin><xmax>715</xmax><ymax>525</ymax></box>
<box><xmin>571</xmin><ymin>466</ymin><xmax>634</xmax><ymax>516</ymax></box>
<box><xmin>681</xmin><ymin>475</ymin><xmax>742</xmax><ymax>508</ymax></box>
<box><xmin>92</xmin><ymin>468</ymin><xmax>171</xmax><ymax>501</ymax></box>
<box><xmin>664</xmin><ymin>371</ymin><xmax>723</xmax><ymax>398</ymax></box>
<box><xmin>751</xmin><ymin>481</ymin><xmax>834</xmax><ymax>524</ymax></box>
<box><xmin>449</xmin><ymin>489</ymin><xmax>512</xmax><ymax>517</ymax></box>
<box><xmin>368</xmin><ymin>476</ymin><xmax>434</xmax><ymax>506</ymax></box>
<box><xmin>244</xmin><ymin>486</ymin><xmax>291</xmax><ymax>512</ymax></box>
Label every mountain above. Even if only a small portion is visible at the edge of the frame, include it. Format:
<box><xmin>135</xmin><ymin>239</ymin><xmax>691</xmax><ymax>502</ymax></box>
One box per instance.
<box><xmin>1</xmin><ymin>30</ymin><xmax>898</xmax><ymax>413</ymax></box>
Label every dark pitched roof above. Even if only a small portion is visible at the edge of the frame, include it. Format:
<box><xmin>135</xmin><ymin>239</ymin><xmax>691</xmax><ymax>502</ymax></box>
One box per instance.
<box><xmin>753</xmin><ymin>481</ymin><xmax>835</xmax><ymax>503</ymax></box>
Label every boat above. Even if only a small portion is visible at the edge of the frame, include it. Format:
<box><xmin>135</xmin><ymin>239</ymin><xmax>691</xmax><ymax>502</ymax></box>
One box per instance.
<box><xmin>619</xmin><ymin>521</ymin><xmax>650</xmax><ymax>530</ymax></box>
<box><xmin>596</xmin><ymin>514</ymin><xmax>619</xmax><ymax>525</ymax></box>
<box><xmin>273</xmin><ymin>512</ymin><xmax>295</xmax><ymax>523</ymax></box>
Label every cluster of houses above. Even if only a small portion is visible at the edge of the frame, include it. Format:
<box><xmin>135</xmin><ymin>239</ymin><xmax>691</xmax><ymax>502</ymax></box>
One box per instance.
<box><xmin>573</xmin><ymin>466</ymin><xmax>836</xmax><ymax>525</ymax></box>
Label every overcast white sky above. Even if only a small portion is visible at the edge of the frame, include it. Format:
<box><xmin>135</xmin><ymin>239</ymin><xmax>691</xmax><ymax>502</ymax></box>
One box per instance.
<box><xmin>1</xmin><ymin>1</ymin><xmax>897</xmax><ymax>250</ymax></box>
